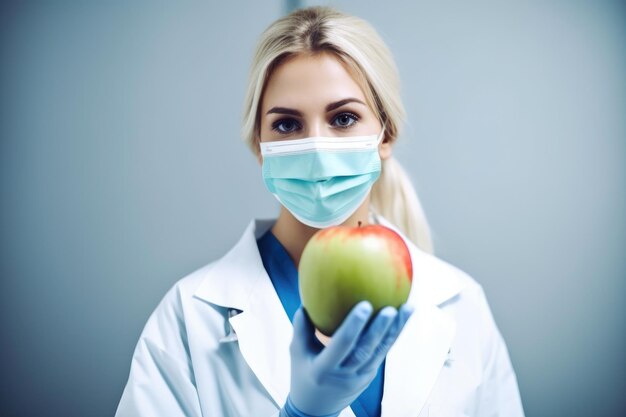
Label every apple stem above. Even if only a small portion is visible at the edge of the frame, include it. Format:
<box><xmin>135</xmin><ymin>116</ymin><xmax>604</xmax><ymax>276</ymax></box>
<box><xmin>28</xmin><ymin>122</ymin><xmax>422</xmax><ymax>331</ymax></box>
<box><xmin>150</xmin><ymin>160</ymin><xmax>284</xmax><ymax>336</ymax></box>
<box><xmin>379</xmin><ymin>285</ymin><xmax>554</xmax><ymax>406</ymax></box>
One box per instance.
<box><xmin>358</xmin><ymin>221</ymin><xmax>362</xmax><ymax>228</ymax></box>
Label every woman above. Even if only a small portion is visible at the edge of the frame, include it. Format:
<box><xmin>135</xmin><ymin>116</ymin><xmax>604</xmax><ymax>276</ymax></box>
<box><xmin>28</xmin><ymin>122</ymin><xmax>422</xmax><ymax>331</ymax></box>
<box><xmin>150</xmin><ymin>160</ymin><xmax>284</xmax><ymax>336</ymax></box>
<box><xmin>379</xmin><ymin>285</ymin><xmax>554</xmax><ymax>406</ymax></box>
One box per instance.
<box><xmin>116</xmin><ymin>7</ymin><xmax>524</xmax><ymax>417</ymax></box>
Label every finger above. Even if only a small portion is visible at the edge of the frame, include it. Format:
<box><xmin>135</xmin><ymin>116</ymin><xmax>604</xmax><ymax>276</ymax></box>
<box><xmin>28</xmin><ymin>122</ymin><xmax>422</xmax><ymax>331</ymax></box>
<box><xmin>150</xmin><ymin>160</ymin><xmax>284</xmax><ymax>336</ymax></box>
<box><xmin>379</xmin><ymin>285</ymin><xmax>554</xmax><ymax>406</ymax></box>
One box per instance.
<box><xmin>341</xmin><ymin>306</ymin><xmax>397</xmax><ymax>369</ymax></box>
<box><xmin>291</xmin><ymin>306</ymin><xmax>323</xmax><ymax>356</ymax></box>
<box><xmin>315</xmin><ymin>301</ymin><xmax>373</xmax><ymax>370</ymax></box>
<box><xmin>358</xmin><ymin>303</ymin><xmax>415</xmax><ymax>374</ymax></box>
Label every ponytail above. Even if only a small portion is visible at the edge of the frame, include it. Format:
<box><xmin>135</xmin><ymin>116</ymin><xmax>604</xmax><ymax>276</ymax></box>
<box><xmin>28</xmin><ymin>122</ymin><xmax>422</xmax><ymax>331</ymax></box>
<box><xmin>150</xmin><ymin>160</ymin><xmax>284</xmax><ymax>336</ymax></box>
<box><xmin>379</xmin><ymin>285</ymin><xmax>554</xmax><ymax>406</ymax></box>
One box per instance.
<box><xmin>371</xmin><ymin>157</ymin><xmax>434</xmax><ymax>254</ymax></box>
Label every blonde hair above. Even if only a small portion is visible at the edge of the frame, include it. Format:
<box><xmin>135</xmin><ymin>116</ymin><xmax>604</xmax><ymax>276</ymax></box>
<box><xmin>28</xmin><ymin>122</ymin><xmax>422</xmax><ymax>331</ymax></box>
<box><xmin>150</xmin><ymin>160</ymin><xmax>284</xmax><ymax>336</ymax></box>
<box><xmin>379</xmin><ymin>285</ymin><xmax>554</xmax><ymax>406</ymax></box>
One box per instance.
<box><xmin>241</xmin><ymin>6</ymin><xmax>434</xmax><ymax>254</ymax></box>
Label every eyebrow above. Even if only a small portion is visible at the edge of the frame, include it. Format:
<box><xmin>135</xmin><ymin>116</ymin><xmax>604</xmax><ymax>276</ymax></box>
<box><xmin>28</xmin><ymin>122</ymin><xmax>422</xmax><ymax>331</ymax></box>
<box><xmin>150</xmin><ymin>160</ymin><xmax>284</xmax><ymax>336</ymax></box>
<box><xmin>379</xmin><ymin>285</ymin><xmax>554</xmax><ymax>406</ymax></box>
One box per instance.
<box><xmin>326</xmin><ymin>98</ymin><xmax>366</xmax><ymax>112</ymax></box>
<box><xmin>266</xmin><ymin>107</ymin><xmax>302</xmax><ymax>117</ymax></box>
<box><xmin>265</xmin><ymin>98</ymin><xmax>367</xmax><ymax>116</ymax></box>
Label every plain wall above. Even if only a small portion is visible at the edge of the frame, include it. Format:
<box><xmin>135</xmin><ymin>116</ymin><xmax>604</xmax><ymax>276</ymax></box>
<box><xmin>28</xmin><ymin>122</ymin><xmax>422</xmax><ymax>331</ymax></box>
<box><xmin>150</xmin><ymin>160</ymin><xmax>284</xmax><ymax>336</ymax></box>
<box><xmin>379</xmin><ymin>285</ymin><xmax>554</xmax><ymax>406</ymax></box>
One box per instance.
<box><xmin>1</xmin><ymin>1</ymin><xmax>624</xmax><ymax>416</ymax></box>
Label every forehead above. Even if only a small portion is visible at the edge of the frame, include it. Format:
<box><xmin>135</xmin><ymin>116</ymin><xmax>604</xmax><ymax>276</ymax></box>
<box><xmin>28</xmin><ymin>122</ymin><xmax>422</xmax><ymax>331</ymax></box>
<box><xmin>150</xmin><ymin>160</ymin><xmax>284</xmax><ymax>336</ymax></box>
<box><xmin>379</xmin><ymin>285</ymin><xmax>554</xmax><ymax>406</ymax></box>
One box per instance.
<box><xmin>261</xmin><ymin>52</ymin><xmax>367</xmax><ymax>112</ymax></box>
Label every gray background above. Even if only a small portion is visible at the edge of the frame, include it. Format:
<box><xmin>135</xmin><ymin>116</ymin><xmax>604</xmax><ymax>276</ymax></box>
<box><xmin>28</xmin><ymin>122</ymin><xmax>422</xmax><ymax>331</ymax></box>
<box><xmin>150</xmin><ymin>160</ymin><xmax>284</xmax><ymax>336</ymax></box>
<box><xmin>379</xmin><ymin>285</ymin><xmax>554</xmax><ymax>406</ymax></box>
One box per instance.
<box><xmin>1</xmin><ymin>1</ymin><xmax>624</xmax><ymax>416</ymax></box>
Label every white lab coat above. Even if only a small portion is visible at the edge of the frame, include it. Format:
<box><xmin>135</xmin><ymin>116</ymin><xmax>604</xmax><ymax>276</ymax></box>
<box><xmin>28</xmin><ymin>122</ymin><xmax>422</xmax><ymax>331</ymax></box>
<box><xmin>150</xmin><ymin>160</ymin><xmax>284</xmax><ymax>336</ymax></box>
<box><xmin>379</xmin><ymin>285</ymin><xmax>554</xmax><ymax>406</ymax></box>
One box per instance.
<box><xmin>116</xmin><ymin>216</ymin><xmax>525</xmax><ymax>417</ymax></box>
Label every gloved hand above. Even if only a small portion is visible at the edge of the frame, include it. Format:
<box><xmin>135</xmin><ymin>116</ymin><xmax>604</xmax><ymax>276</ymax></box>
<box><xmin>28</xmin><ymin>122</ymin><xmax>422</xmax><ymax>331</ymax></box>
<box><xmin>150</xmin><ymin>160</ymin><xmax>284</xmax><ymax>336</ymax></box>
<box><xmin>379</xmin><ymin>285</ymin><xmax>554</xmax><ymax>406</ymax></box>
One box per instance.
<box><xmin>280</xmin><ymin>301</ymin><xmax>415</xmax><ymax>417</ymax></box>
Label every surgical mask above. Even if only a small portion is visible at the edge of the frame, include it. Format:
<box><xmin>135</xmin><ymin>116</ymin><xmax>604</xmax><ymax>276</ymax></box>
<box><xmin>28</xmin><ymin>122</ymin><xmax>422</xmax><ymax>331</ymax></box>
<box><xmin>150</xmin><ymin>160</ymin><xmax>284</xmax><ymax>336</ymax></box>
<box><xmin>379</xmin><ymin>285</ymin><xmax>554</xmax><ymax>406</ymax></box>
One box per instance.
<box><xmin>260</xmin><ymin>129</ymin><xmax>384</xmax><ymax>228</ymax></box>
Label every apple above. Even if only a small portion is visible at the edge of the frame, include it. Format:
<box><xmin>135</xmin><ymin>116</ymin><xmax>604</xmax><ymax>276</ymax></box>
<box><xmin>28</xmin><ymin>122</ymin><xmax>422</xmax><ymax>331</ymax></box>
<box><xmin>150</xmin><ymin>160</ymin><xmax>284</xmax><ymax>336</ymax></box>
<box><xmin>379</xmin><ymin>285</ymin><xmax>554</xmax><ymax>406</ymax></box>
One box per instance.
<box><xmin>298</xmin><ymin>222</ymin><xmax>413</xmax><ymax>336</ymax></box>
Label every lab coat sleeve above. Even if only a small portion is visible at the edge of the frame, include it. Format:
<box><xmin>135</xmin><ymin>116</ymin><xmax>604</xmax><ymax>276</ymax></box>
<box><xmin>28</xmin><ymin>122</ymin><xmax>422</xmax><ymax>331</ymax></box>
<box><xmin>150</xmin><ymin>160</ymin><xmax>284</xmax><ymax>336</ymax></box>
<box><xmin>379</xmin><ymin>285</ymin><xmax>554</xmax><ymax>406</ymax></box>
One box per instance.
<box><xmin>115</xmin><ymin>284</ymin><xmax>203</xmax><ymax>417</ymax></box>
<box><xmin>475</xmin><ymin>286</ymin><xmax>525</xmax><ymax>417</ymax></box>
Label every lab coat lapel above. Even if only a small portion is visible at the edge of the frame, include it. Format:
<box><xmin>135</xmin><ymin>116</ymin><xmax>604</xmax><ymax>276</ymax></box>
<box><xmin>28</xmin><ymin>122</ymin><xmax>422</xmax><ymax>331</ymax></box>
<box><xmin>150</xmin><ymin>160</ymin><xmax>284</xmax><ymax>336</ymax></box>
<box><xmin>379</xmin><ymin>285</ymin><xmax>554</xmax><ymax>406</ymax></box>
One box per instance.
<box><xmin>228</xmin><ymin>269</ymin><xmax>293</xmax><ymax>408</ymax></box>
<box><xmin>376</xmin><ymin>216</ymin><xmax>463</xmax><ymax>417</ymax></box>
<box><xmin>194</xmin><ymin>219</ymin><xmax>293</xmax><ymax>408</ymax></box>
<box><xmin>381</xmin><ymin>302</ymin><xmax>456</xmax><ymax>417</ymax></box>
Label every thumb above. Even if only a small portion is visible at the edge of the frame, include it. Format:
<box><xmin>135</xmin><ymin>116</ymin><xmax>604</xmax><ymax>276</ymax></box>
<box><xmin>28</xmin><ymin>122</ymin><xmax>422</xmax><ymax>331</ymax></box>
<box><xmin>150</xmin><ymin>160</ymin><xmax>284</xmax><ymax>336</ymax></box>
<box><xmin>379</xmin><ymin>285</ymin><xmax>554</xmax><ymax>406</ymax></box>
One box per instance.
<box><xmin>291</xmin><ymin>306</ymin><xmax>322</xmax><ymax>355</ymax></box>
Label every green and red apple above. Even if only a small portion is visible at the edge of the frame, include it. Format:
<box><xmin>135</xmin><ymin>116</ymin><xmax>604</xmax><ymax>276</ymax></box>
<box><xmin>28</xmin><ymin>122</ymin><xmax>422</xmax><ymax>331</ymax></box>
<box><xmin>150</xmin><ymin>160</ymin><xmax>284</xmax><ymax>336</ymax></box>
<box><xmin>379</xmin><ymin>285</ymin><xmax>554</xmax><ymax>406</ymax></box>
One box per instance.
<box><xmin>298</xmin><ymin>223</ymin><xmax>413</xmax><ymax>336</ymax></box>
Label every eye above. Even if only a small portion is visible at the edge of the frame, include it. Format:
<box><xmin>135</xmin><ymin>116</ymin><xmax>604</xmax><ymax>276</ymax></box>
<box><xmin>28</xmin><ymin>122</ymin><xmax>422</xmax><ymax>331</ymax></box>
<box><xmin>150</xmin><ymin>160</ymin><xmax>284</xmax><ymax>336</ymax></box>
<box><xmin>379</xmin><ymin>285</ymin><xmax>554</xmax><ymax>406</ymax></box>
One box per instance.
<box><xmin>272</xmin><ymin>118</ymin><xmax>301</xmax><ymax>134</ymax></box>
<box><xmin>332</xmin><ymin>112</ymin><xmax>359</xmax><ymax>129</ymax></box>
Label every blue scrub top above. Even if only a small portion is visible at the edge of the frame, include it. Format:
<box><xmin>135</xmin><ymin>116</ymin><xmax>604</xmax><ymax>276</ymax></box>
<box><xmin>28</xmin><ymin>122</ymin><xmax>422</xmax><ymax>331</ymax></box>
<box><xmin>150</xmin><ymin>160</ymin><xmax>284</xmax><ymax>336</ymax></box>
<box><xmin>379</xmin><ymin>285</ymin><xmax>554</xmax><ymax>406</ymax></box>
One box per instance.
<box><xmin>257</xmin><ymin>229</ymin><xmax>385</xmax><ymax>417</ymax></box>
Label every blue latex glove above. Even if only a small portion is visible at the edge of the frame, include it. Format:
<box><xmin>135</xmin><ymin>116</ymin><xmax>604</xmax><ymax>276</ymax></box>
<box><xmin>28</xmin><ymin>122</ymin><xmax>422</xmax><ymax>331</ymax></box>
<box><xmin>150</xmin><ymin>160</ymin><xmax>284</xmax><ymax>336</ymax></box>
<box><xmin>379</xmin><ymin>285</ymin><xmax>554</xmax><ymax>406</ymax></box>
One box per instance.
<box><xmin>280</xmin><ymin>301</ymin><xmax>415</xmax><ymax>417</ymax></box>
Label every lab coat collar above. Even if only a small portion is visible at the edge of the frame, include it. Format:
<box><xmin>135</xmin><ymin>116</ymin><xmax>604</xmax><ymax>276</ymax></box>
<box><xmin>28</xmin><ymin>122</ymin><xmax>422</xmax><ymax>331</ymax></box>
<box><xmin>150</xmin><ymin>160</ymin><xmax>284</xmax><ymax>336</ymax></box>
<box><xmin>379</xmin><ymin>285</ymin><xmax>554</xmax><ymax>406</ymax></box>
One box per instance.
<box><xmin>374</xmin><ymin>214</ymin><xmax>465</xmax><ymax>416</ymax></box>
<box><xmin>374</xmin><ymin>214</ymin><xmax>465</xmax><ymax>307</ymax></box>
<box><xmin>194</xmin><ymin>217</ymin><xmax>466</xmax><ymax>416</ymax></box>
<box><xmin>194</xmin><ymin>219</ymin><xmax>274</xmax><ymax>312</ymax></box>
<box><xmin>194</xmin><ymin>218</ymin><xmax>294</xmax><ymax>409</ymax></box>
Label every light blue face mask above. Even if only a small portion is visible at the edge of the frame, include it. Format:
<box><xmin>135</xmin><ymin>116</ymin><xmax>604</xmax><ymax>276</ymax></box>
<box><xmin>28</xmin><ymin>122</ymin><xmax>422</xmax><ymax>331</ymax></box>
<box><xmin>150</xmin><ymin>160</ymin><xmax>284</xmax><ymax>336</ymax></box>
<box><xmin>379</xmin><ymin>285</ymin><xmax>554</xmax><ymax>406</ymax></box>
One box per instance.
<box><xmin>260</xmin><ymin>129</ymin><xmax>384</xmax><ymax>228</ymax></box>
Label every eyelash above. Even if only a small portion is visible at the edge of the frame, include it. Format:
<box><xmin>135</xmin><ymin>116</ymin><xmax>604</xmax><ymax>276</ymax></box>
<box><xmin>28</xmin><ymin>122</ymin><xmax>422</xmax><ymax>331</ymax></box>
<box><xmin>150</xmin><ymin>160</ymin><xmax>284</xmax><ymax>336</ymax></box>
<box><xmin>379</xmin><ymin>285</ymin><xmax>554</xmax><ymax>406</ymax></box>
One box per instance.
<box><xmin>271</xmin><ymin>112</ymin><xmax>361</xmax><ymax>134</ymax></box>
<box><xmin>271</xmin><ymin>118</ymin><xmax>301</xmax><ymax>134</ymax></box>
<box><xmin>333</xmin><ymin>112</ymin><xmax>360</xmax><ymax>129</ymax></box>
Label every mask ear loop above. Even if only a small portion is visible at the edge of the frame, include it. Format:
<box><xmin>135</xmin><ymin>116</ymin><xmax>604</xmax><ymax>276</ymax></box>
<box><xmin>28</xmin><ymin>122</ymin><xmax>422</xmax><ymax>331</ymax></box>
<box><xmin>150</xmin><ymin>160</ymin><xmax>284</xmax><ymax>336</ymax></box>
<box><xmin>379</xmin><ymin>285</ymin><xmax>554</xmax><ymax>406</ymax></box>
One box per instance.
<box><xmin>377</xmin><ymin>124</ymin><xmax>387</xmax><ymax>145</ymax></box>
<box><xmin>369</xmin><ymin>123</ymin><xmax>387</xmax><ymax>223</ymax></box>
